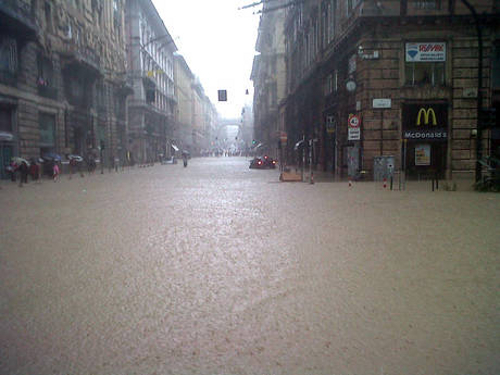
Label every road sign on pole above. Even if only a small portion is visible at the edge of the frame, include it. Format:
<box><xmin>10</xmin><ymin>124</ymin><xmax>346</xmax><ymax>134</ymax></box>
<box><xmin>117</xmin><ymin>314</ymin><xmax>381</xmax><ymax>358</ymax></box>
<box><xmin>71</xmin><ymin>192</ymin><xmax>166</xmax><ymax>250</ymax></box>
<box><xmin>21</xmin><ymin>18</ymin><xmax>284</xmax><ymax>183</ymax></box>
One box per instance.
<box><xmin>348</xmin><ymin>114</ymin><xmax>361</xmax><ymax>140</ymax></box>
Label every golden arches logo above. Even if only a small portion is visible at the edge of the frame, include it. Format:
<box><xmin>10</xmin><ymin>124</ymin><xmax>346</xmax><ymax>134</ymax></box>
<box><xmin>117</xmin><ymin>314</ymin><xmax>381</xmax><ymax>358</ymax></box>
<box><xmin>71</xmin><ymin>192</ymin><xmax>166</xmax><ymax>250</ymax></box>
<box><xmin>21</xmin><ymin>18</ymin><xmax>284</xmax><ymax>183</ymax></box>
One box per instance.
<box><xmin>416</xmin><ymin>108</ymin><xmax>437</xmax><ymax>126</ymax></box>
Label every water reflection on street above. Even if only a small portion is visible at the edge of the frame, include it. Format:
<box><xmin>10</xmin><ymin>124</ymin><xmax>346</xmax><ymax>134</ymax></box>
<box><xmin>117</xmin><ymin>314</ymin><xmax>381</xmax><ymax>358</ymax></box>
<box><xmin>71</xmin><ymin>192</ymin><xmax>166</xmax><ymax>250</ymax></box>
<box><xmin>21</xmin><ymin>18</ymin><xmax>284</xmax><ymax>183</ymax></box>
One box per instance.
<box><xmin>1</xmin><ymin>157</ymin><xmax>499</xmax><ymax>374</ymax></box>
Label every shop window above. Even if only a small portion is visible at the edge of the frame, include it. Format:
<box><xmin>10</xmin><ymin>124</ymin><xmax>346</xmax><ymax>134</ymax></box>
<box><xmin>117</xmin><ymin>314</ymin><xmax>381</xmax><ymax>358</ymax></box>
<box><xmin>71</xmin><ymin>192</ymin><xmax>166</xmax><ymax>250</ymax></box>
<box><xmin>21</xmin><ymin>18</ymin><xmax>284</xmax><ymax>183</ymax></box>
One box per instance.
<box><xmin>146</xmin><ymin>89</ymin><xmax>155</xmax><ymax>104</ymax></box>
<box><xmin>37</xmin><ymin>55</ymin><xmax>57</xmax><ymax>99</ymax></box>
<box><xmin>72</xmin><ymin>76</ymin><xmax>84</xmax><ymax>100</ymax></box>
<box><xmin>405</xmin><ymin>62</ymin><xmax>445</xmax><ymax>86</ymax></box>
<box><xmin>64</xmin><ymin>110</ymin><xmax>70</xmax><ymax>148</ymax></box>
<box><xmin>0</xmin><ymin>36</ymin><xmax>18</xmax><ymax>75</ymax></box>
<box><xmin>39</xmin><ymin>112</ymin><xmax>56</xmax><ymax>148</ymax></box>
<box><xmin>405</xmin><ymin>42</ymin><xmax>446</xmax><ymax>86</ymax></box>
<box><xmin>96</xmin><ymin>81</ymin><xmax>106</xmax><ymax>110</ymax></box>
<box><xmin>0</xmin><ymin>107</ymin><xmax>13</xmax><ymax>132</ymax></box>
<box><xmin>44</xmin><ymin>2</ymin><xmax>53</xmax><ymax>32</ymax></box>
<box><xmin>37</xmin><ymin>55</ymin><xmax>53</xmax><ymax>87</ymax></box>
<box><xmin>492</xmin><ymin>44</ymin><xmax>500</xmax><ymax>88</ymax></box>
<box><xmin>65</xmin><ymin>72</ymin><xmax>88</xmax><ymax>106</ymax></box>
<box><xmin>324</xmin><ymin>70</ymin><xmax>338</xmax><ymax>96</ymax></box>
<box><xmin>113</xmin><ymin>0</ymin><xmax>121</xmax><ymax>34</ymax></box>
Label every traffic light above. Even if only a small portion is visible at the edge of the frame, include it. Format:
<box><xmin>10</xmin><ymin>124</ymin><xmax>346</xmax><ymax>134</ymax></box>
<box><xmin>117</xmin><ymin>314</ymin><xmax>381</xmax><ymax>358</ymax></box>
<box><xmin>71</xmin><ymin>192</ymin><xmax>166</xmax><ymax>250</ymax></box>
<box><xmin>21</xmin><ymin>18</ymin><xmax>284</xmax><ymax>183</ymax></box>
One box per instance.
<box><xmin>218</xmin><ymin>90</ymin><xmax>227</xmax><ymax>102</ymax></box>
<box><xmin>252</xmin><ymin>139</ymin><xmax>256</xmax><ymax>145</ymax></box>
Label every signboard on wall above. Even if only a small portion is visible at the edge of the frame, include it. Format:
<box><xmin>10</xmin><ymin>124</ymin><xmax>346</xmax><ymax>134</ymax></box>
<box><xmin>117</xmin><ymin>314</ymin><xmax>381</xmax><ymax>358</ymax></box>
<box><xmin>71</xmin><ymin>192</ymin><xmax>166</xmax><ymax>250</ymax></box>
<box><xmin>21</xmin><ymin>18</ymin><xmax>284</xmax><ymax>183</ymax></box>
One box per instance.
<box><xmin>326</xmin><ymin>115</ymin><xmax>336</xmax><ymax>134</ymax></box>
<box><xmin>415</xmin><ymin>144</ymin><xmax>431</xmax><ymax>166</ymax></box>
<box><xmin>373</xmin><ymin>98</ymin><xmax>392</xmax><ymax>108</ymax></box>
<box><xmin>405</xmin><ymin>42</ymin><xmax>446</xmax><ymax>62</ymax></box>
<box><xmin>402</xmin><ymin>103</ymin><xmax>448</xmax><ymax>141</ymax></box>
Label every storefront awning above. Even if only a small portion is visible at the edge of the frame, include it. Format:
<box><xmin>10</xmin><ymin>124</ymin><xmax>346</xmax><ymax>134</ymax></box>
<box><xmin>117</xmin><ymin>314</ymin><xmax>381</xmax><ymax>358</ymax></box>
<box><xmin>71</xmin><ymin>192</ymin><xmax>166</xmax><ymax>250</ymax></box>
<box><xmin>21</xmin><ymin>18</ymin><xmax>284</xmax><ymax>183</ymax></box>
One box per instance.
<box><xmin>0</xmin><ymin>131</ymin><xmax>15</xmax><ymax>142</ymax></box>
<box><xmin>171</xmin><ymin>144</ymin><xmax>179</xmax><ymax>152</ymax></box>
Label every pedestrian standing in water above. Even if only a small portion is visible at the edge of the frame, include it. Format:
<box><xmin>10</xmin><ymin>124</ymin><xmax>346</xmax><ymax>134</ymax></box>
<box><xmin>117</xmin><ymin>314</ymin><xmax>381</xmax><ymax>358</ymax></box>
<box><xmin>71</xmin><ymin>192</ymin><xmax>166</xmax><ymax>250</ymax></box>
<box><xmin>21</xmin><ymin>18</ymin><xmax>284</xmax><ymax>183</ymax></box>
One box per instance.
<box><xmin>87</xmin><ymin>155</ymin><xmax>96</xmax><ymax>175</ymax></box>
<box><xmin>29</xmin><ymin>160</ymin><xmax>39</xmax><ymax>182</ymax></box>
<box><xmin>18</xmin><ymin>161</ymin><xmax>28</xmax><ymax>187</ymax></box>
<box><xmin>53</xmin><ymin>161</ymin><xmax>60</xmax><ymax>182</ymax></box>
<box><xmin>69</xmin><ymin>157</ymin><xmax>76</xmax><ymax>179</ymax></box>
<box><xmin>7</xmin><ymin>161</ymin><xmax>16</xmax><ymax>182</ymax></box>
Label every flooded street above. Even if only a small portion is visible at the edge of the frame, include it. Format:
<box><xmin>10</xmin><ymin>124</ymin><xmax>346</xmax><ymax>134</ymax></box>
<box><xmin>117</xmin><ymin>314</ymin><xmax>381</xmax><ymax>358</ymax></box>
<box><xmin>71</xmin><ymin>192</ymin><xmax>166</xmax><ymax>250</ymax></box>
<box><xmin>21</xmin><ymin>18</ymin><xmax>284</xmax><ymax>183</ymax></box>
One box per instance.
<box><xmin>1</xmin><ymin>157</ymin><xmax>499</xmax><ymax>375</ymax></box>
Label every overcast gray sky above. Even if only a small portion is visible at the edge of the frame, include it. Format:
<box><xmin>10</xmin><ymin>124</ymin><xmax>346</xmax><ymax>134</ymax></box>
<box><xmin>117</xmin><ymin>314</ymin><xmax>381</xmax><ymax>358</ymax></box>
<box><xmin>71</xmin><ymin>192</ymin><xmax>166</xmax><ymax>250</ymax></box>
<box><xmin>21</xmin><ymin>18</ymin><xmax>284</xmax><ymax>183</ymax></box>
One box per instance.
<box><xmin>152</xmin><ymin>0</ymin><xmax>261</xmax><ymax>119</ymax></box>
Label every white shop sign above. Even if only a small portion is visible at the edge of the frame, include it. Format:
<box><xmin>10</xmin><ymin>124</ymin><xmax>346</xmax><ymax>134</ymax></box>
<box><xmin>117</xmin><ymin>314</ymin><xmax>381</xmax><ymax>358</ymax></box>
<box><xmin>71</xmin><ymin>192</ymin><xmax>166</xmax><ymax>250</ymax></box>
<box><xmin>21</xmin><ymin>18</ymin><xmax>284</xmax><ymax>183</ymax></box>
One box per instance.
<box><xmin>406</xmin><ymin>42</ymin><xmax>446</xmax><ymax>62</ymax></box>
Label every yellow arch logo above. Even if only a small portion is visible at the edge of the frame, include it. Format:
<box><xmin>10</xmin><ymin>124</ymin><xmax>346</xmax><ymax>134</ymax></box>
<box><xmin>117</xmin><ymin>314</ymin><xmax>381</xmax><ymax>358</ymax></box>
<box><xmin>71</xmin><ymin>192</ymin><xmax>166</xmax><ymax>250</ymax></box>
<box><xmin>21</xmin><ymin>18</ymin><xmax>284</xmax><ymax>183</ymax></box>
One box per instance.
<box><xmin>417</xmin><ymin>108</ymin><xmax>437</xmax><ymax>126</ymax></box>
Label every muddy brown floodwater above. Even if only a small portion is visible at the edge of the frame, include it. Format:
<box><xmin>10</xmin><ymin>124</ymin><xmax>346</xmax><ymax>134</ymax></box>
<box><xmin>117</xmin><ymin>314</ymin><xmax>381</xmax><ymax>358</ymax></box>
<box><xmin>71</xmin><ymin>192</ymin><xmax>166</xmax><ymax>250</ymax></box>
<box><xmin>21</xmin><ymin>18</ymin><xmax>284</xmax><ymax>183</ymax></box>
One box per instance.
<box><xmin>0</xmin><ymin>157</ymin><xmax>499</xmax><ymax>375</ymax></box>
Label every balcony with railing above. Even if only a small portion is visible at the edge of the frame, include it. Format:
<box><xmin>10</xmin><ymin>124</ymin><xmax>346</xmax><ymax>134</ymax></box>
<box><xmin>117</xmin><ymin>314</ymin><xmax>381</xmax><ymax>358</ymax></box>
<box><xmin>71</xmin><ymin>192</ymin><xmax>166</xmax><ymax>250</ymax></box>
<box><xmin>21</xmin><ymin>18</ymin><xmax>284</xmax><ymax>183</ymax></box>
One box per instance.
<box><xmin>61</xmin><ymin>42</ymin><xmax>101</xmax><ymax>77</ymax></box>
<box><xmin>0</xmin><ymin>69</ymin><xmax>17</xmax><ymax>87</ymax></box>
<box><xmin>37</xmin><ymin>84</ymin><xmax>58</xmax><ymax>100</ymax></box>
<box><xmin>37</xmin><ymin>78</ymin><xmax>58</xmax><ymax>100</ymax></box>
<box><xmin>0</xmin><ymin>0</ymin><xmax>37</xmax><ymax>41</ymax></box>
<box><xmin>359</xmin><ymin>0</ymin><xmax>493</xmax><ymax>18</ymax></box>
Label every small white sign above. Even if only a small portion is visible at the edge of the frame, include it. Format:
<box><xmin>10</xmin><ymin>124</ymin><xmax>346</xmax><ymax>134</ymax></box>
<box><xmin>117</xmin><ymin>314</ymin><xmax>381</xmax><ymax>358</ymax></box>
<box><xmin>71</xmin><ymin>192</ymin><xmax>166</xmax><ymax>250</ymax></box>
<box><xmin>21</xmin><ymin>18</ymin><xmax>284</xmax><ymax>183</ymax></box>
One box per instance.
<box><xmin>373</xmin><ymin>98</ymin><xmax>392</xmax><ymax>109</ymax></box>
<box><xmin>348</xmin><ymin>54</ymin><xmax>357</xmax><ymax>74</ymax></box>
<box><xmin>415</xmin><ymin>144</ymin><xmax>431</xmax><ymax>166</ymax></box>
<box><xmin>348</xmin><ymin>128</ymin><xmax>361</xmax><ymax>141</ymax></box>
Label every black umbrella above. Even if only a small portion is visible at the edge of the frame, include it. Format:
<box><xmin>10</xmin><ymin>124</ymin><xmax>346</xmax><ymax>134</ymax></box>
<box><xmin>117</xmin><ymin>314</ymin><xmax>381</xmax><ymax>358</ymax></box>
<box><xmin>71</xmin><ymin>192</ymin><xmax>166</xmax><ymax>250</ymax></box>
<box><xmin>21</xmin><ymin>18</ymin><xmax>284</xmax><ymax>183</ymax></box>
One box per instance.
<box><xmin>67</xmin><ymin>154</ymin><xmax>84</xmax><ymax>162</ymax></box>
<box><xmin>42</xmin><ymin>152</ymin><xmax>62</xmax><ymax>162</ymax></box>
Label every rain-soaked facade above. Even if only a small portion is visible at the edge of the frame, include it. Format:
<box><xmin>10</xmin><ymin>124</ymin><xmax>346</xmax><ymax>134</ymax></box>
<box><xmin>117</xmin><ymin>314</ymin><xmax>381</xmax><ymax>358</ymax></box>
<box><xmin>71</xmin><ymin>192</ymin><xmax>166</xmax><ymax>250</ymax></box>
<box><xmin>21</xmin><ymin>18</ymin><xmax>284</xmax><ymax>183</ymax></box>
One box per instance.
<box><xmin>281</xmin><ymin>0</ymin><xmax>500</xmax><ymax>180</ymax></box>
<box><xmin>0</xmin><ymin>0</ymin><xmax>130</xmax><ymax>178</ymax></box>
<box><xmin>125</xmin><ymin>0</ymin><xmax>178</xmax><ymax>164</ymax></box>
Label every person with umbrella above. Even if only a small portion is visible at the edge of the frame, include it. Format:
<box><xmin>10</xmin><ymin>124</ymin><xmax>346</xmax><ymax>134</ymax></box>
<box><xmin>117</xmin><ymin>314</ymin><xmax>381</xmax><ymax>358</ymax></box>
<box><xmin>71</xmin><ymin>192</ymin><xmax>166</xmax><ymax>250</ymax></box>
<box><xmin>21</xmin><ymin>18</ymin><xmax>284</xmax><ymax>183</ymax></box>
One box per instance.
<box><xmin>10</xmin><ymin>157</ymin><xmax>29</xmax><ymax>186</ymax></box>
<box><xmin>17</xmin><ymin>159</ymin><xmax>29</xmax><ymax>187</ymax></box>
<box><xmin>67</xmin><ymin>154</ymin><xmax>84</xmax><ymax>179</ymax></box>
<box><xmin>6</xmin><ymin>160</ymin><xmax>17</xmax><ymax>182</ymax></box>
<box><xmin>29</xmin><ymin>158</ymin><xmax>40</xmax><ymax>182</ymax></box>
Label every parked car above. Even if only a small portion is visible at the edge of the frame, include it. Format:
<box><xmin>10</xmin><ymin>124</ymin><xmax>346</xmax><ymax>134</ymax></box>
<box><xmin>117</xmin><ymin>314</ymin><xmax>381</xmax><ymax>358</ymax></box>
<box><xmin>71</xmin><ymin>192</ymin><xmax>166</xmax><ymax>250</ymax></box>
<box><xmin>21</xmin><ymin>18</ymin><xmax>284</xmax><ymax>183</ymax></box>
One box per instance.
<box><xmin>249</xmin><ymin>155</ymin><xmax>277</xmax><ymax>169</ymax></box>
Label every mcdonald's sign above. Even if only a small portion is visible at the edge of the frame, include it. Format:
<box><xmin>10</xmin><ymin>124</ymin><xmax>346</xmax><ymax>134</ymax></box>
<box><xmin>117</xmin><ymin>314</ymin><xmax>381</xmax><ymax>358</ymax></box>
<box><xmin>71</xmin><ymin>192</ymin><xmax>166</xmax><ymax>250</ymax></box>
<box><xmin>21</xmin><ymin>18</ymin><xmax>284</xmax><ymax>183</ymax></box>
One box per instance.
<box><xmin>403</xmin><ymin>103</ymin><xmax>448</xmax><ymax>140</ymax></box>
<box><xmin>416</xmin><ymin>108</ymin><xmax>437</xmax><ymax>126</ymax></box>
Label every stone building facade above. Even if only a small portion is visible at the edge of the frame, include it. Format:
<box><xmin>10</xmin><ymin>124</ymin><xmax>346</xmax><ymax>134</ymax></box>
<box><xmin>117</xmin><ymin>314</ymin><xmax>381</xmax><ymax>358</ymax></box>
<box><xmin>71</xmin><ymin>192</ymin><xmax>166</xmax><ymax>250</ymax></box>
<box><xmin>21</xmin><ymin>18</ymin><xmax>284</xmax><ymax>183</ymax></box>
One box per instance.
<box><xmin>0</xmin><ymin>0</ymin><xmax>129</xmax><ymax>177</ymax></box>
<box><xmin>174</xmin><ymin>54</ymin><xmax>195</xmax><ymax>153</ymax></box>
<box><xmin>125</xmin><ymin>0</ymin><xmax>177</xmax><ymax>163</ymax></box>
<box><xmin>281</xmin><ymin>0</ymin><xmax>499</xmax><ymax>180</ymax></box>
<box><xmin>251</xmin><ymin>0</ymin><xmax>287</xmax><ymax>158</ymax></box>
